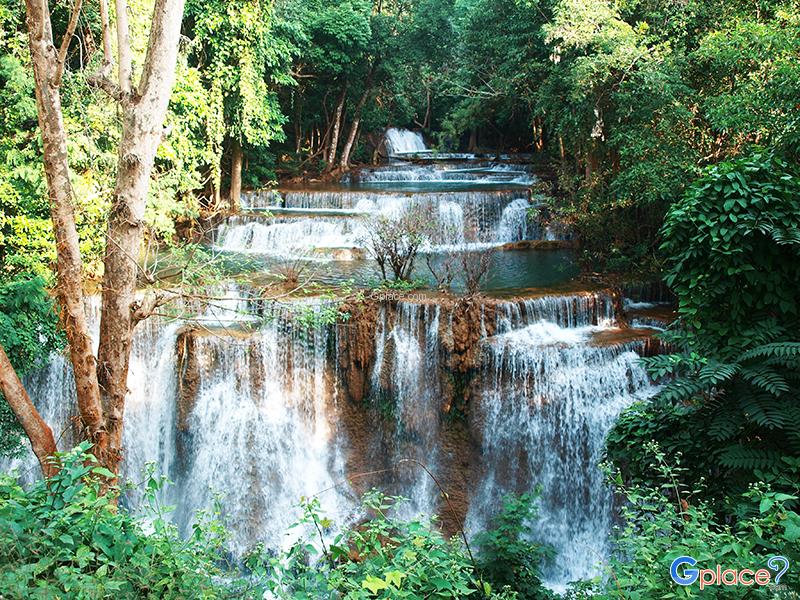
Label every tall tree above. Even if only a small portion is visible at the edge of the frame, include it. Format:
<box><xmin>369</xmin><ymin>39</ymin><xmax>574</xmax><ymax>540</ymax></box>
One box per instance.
<box><xmin>2</xmin><ymin>0</ymin><xmax>186</xmax><ymax>477</ymax></box>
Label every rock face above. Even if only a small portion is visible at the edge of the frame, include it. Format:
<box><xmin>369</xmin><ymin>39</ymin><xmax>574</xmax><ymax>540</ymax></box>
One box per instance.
<box><xmin>335</xmin><ymin>299</ymin><xmax>380</xmax><ymax>403</ymax></box>
<box><xmin>176</xmin><ymin>327</ymin><xmax>201</xmax><ymax>433</ymax></box>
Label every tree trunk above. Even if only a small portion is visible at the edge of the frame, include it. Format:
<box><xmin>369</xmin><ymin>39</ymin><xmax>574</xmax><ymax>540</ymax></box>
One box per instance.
<box><xmin>95</xmin><ymin>0</ymin><xmax>185</xmax><ymax>474</ymax></box>
<box><xmin>0</xmin><ymin>344</ymin><xmax>58</xmax><ymax>478</ymax></box>
<box><xmin>325</xmin><ymin>83</ymin><xmax>348</xmax><ymax>171</ymax></box>
<box><xmin>24</xmin><ymin>0</ymin><xmax>105</xmax><ymax>447</ymax></box>
<box><xmin>23</xmin><ymin>0</ymin><xmax>186</xmax><ymax>479</ymax></box>
<box><xmin>533</xmin><ymin>117</ymin><xmax>544</xmax><ymax>152</ymax></box>
<box><xmin>230</xmin><ymin>139</ymin><xmax>243</xmax><ymax>212</ymax></box>
<box><xmin>340</xmin><ymin>70</ymin><xmax>374</xmax><ymax>170</ymax></box>
<box><xmin>468</xmin><ymin>128</ymin><xmax>478</xmax><ymax>153</ymax></box>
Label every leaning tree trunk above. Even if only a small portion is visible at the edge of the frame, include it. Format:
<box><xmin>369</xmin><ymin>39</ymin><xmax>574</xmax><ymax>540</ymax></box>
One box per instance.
<box><xmin>96</xmin><ymin>0</ymin><xmax>186</xmax><ymax>475</ymax></box>
<box><xmin>0</xmin><ymin>345</ymin><xmax>58</xmax><ymax>478</ymax></box>
<box><xmin>230</xmin><ymin>139</ymin><xmax>243</xmax><ymax>212</ymax></box>
<box><xmin>325</xmin><ymin>83</ymin><xmax>348</xmax><ymax>171</ymax></box>
<box><xmin>340</xmin><ymin>68</ymin><xmax>375</xmax><ymax>170</ymax></box>
<box><xmin>24</xmin><ymin>0</ymin><xmax>105</xmax><ymax>451</ymax></box>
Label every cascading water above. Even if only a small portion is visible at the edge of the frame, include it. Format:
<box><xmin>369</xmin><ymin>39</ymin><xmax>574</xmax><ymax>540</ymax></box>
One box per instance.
<box><xmin>369</xmin><ymin>302</ymin><xmax>445</xmax><ymax>520</ymax></box>
<box><xmin>467</xmin><ymin>296</ymin><xmax>657</xmax><ymax>590</ymax></box>
<box><xmin>219</xmin><ymin>190</ymin><xmax>552</xmax><ymax>257</ymax></box>
<box><xmin>384</xmin><ymin>128</ymin><xmax>428</xmax><ymax>156</ymax></box>
<box><xmin>349</xmin><ymin>163</ymin><xmax>536</xmax><ymax>185</ymax></box>
<box><xmin>216</xmin><ymin>215</ymin><xmax>366</xmax><ymax>255</ymax></box>
<box><xmin>8</xmin><ymin>148</ymin><xmax>658</xmax><ymax>595</ymax></box>
<box><xmin>172</xmin><ymin>304</ymin><xmax>353</xmax><ymax>552</ymax></box>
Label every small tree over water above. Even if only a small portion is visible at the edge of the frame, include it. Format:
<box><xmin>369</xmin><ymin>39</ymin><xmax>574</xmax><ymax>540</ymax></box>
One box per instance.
<box><xmin>362</xmin><ymin>207</ymin><xmax>431</xmax><ymax>282</ymax></box>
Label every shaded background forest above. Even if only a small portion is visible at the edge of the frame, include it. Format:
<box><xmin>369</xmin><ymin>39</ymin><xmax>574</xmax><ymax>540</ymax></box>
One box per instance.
<box><xmin>3</xmin><ymin>0</ymin><xmax>798</xmax><ymax>283</ymax></box>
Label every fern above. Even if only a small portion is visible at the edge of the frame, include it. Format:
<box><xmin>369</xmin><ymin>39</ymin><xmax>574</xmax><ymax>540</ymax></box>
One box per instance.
<box><xmin>719</xmin><ymin>446</ymin><xmax>784</xmax><ymax>470</ymax></box>
<box><xmin>641</xmin><ymin>354</ymin><xmax>690</xmax><ymax>379</ymax></box>
<box><xmin>739</xmin><ymin>366</ymin><xmax>791</xmax><ymax>395</ymax></box>
<box><xmin>741</xmin><ymin>342</ymin><xmax>800</xmax><ymax>361</ymax></box>
<box><xmin>656</xmin><ymin>377</ymin><xmax>709</xmax><ymax>404</ymax></box>
<box><xmin>738</xmin><ymin>394</ymin><xmax>787</xmax><ymax>429</ymax></box>
<box><xmin>707</xmin><ymin>405</ymin><xmax>743</xmax><ymax>441</ymax></box>
<box><xmin>697</xmin><ymin>361</ymin><xmax>738</xmax><ymax>385</ymax></box>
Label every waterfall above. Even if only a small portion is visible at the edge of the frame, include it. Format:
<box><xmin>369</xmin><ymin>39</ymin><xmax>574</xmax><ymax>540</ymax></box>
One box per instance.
<box><xmin>0</xmin><ymin>355</ymin><xmax>77</xmax><ymax>485</ymax></box>
<box><xmin>495</xmin><ymin>198</ymin><xmax>531</xmax><ymax>243</ymax></box>
<box><xmin>216</xmin><ymin>215</ymin><xmax>365</xmax><ymax>255</ymax></box>
<box><xmin>494</xmin><ymin>293</ymin><xmax>616</xmax><ymax>333</ymax></box>
<box><xmin>1</xmin><ymin>301</ymin><xmax>182</xmax><ymax>495</ymax></box>
<box><xmin>173</xmin><ymin>304</ymin><xmax>353</xmax><ymax>553</ymax></box>
<box><xmin>467</xmin><ymin>302</ymin><xmax>657</xmax><ymax>590</ymax></box>
<box><xmin>216</xmin><ymin>191</ymin><xmax>541</xmax><ymax>257</ymax></box>
<box><xmin>385</xmin><ymin>128</ymin><xmax>428</xmax><ymax>155</ymax></box>
<box><xmin>370</xmin><ymin>302</ymin><xmax>445</xmax><ymax>519</ymax></box>
<box><xmin>352</xmin><ymin>163</ymin><xmax>536</xmax><ymax>185</ymax></box>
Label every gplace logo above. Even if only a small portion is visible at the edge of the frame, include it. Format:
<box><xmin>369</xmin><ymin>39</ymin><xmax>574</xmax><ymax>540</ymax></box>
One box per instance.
<box><xmin>670</xmin><ymin>555</ymin><xmax>790</xmax><ymax>590</ymax></box>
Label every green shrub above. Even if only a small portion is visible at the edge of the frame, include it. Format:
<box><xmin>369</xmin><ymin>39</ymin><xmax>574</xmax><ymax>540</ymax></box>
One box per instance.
<box><xmin>0</xmin><ymin>443</ymin><xmax>244</xmax><ymax>599</ymax></box>
<box><xmin>258</xmin><ymin>490</ymin><xmax>519</xmax><ymax>599</ymax></box>
<box><xmin>599</xmin><ymin>443</ymin><xmax>799</xmax><ymax>598</ymax></box>
<box><xmin>474</xmin><ymin>493</ymin><xmax>554</xmax><ymax>600</ymax></box>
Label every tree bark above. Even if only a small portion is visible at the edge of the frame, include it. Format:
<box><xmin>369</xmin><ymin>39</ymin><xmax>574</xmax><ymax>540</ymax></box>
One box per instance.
<box><xmin>95</xmin><ymin>0</ymin><xmax>185</xmax><ymax>473</ymax></box>
<box><xmin>24</xmin><ymin>0</ymin><xmax>105</xmax><ymax>448</ymax></box>
<box><xmin>0</xmin><ymin>345</ymin><xmax>58</xmax><ymax>478</ymax></box>
<box><xmin>23</xmin><ymin>0</ymin><xmax>186</xmax><ymax>479</ymax></box>
<box><xmin>339</xmin><ymin>69</ymin><xmax>374</xmax><ymax>170</ymax></box>
<box><xmin>230</xmin><ymin>139</ymin><xmax>243</xmax><ymax>212</ymax></box>
<box><xmin>325</xmin><ymin>82</ymin><xmax>348</xmax><ymax>171</ymax></box>
<box><xmin>96</xmin><ymin>0</ymin><xmax>186</xmax><ymax>474</ymax></box>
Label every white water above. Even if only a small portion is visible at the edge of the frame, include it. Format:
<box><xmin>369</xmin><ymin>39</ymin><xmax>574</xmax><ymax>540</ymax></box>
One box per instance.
<box><xmin>172</xmin><ymin>306</ymin><xmax>353</xmax><ymax>552</ymax></box>
<box><xmin>467</xmin><ymin>297</ymin><xmax>656</xmax><ymax>590</ymax></box>
<box><xmin>385</xmin><ymin>128</ymin><xmax>428</xmax><ymax>155</ymax></box>
<box><xmin>218</xmin><ymin>190</ymin><xmax>545</xmax><ymax>256</ymax></box>
<box><xmin>370</xmin><ymin>303</ymin><xmax>444</xmax><ymax>519</ymax></box>
<box><xmin>351</xmin><ymin>163</ymin><xmax>536</xmax><ymax>185</ymax></box>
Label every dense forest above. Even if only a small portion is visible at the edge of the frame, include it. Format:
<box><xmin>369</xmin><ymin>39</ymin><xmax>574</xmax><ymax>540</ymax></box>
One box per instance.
<box><xmin>0</xmin><ymin>0</ymin><xmax>799</xmax><ymax>597</ymax></box>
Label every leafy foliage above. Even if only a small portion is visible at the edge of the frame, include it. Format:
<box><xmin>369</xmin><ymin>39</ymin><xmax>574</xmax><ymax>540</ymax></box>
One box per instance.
<box><xmin>597</xmin><ymin>444</ymin><xmax>799</xmax><ymax>598</ymax></box>
<box><xmin>258</xmin><ymin>490</ymin><xmax>519</xmax><ymax>598</ymax></box>
<box><xmin>0</xmin><ymin>444</ymin><xmax>247</xmax><ymax>599</ymax></box>
<box><xmin>474</xmin><ymin>493</ymin><xmax>553</xmax><ymax>600</ymax></box>
<box><xmin>607</xmin><ymin>148</ymin><xmax>800</xmax><ymax>546</ymax></box>
<box><xmin>0</xmin><ymin>277</ymin><xmax>63</xmax><ymax>456</ymax></box>
<box><xmin>661</xmin><ymin>153</ymin><xmax>800</xmax><ymax>355</ymax></box>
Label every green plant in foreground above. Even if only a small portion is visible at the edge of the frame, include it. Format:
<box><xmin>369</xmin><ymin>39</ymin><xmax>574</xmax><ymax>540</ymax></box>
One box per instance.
<box><xmin>599</xmin><ymin>443</ymin><xmax>799</xmax><ymax>599</ymax></box>
<box><xmin>474</xmin><ymin>492</ymin><xmax>554</xmax><ymax>600</ymax></box>
<box><xmin>257</xmin><ymin>490</ymin><xmax>524</xmax><ymax>599</ymax></box>
<box><xmin>0</xmin><ymin>443</ymin><xmax>242</xmax><ymax>599</ymax></box>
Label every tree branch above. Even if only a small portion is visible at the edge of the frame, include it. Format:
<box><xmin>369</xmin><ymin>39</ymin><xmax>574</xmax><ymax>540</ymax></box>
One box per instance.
<box><xmin>115</xmin><ymin>0</ymin><xmax>133</xmax><ymax>94</ymax></box>
<box><xmin>0</xmin><ymin>344</ymin><xmax>58</xmax><ymax>478</ymax></box>
<box><xmin>97</xmin><ymin>0</ymin><xmax>113</xmax><ymax>72</ymax></box>
<box><xmin>53</xmin><ymin>0</ymin><xmax>83</xmax><ymax>87</ymax></box>
<box><xmin>86</xmin><ymin>72</ymin><xmax>125</xmax><ymax>101</ymax></box>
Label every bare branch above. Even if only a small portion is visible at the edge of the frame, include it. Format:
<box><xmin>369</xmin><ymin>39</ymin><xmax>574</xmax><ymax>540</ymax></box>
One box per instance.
<box><xmin>86</xmin><ymin>72</ymin><xmax>125</xmax><ymax>101</ymax></box>
<box><xmin>53</xmin><ymin>0</ymin><xmax>83</xmax><ymax>87</ymax></box>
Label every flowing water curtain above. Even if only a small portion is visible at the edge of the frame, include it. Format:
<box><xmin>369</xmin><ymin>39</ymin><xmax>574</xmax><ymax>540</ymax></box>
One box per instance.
<box><xmin>467</xmin><ymin>295</ymin><xmax>656</xmax><ymax>589</ymax></box>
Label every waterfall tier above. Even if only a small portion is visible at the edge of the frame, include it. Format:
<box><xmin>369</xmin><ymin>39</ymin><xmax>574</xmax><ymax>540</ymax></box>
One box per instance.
<box><xmin>384</xmin><ymin>128</ymin><xmax>428</xmax><ymax>156</ymax></box>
